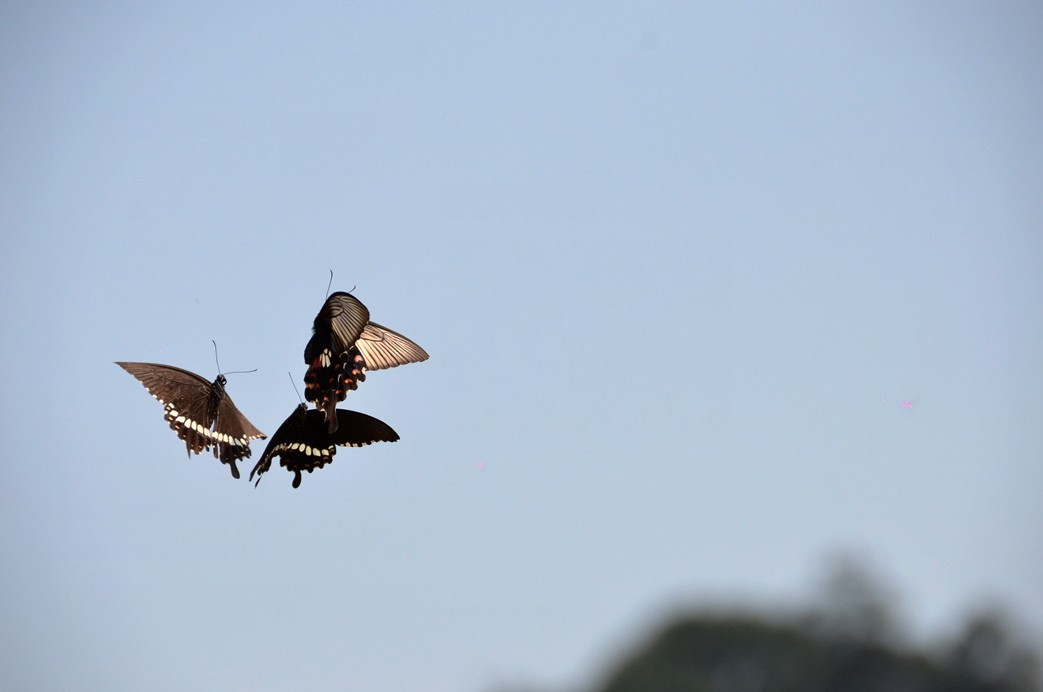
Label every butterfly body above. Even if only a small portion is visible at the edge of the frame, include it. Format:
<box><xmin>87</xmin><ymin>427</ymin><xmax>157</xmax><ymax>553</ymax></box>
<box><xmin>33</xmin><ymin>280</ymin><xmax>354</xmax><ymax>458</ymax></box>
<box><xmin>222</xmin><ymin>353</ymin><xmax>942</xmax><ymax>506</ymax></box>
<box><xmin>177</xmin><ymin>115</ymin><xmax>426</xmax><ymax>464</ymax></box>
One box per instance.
<box><xmin>116</xmin><ymin>361</ymin><xmax>266</xmax><ymax>479</ymax></box>
<box><xmin>304</xmin><ymin>292</ymin><xmax>428</xmax><ymax>432</ymax></box>
<box><xmin>250</xmin><ymin>403</ymin><xmax>399</xmax><ymax>488</ymax></box>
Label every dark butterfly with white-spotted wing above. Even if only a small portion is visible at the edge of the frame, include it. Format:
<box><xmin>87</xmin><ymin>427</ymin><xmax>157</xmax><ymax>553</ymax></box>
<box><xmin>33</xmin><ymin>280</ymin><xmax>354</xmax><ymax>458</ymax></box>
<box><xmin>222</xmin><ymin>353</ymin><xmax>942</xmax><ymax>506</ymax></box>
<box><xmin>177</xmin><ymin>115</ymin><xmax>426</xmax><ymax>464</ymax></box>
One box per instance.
<box><xmin>116</xmin><ymin>362</ymin><xmax>266</xmax><ymax>479</ymax></box>
<box><xmin>303</xmin><ymin>291</ymin><xmax>428</xmax><ymax>432</ymax></box>
<box><xmin>249</xmin><ymin>404</ymin><xmax>399</xmax><ymax>488</ymax></box>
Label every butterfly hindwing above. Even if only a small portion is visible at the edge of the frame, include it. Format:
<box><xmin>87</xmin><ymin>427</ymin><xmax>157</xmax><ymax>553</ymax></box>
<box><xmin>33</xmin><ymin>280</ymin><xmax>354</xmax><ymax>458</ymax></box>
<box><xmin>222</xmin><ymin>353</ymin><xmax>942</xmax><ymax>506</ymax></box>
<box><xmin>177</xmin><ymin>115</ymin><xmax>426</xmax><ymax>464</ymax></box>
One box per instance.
<box><xmin>303</xmin><ymin>346</ymin><xmax>367</xmax><ymax>430</ymax></box>
<box><xmin>250</xmin><ymin>404</ymin><xmax>399</xmax><ymax>489</ymax></box>
<box><xmin>356</xmin><ymin>322</ymin><xmax>430</xmax><ymax>371</ymax></box>
<box><xmin>212</xmin><ymin>391</ymin><xmax>267</xmax><ymax>473</ymax></box>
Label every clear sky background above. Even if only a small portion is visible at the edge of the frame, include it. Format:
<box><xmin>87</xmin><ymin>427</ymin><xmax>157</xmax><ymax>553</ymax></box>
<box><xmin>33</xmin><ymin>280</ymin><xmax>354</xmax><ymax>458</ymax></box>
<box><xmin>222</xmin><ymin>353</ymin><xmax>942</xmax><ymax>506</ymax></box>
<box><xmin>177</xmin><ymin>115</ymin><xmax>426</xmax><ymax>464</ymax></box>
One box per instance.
<box><xmin>2</xmin><ymin>2</ymin><xmax>1041</xmax><ymax>690</ymax></box>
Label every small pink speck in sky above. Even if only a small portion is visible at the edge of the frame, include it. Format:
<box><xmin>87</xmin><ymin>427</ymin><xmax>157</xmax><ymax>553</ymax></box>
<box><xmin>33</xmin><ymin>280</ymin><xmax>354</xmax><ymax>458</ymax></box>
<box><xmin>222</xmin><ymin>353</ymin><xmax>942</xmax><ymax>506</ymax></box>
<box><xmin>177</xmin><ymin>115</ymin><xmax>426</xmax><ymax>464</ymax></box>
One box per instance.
<box><xmin>900</xmin><ymin>400</ymin><xmax>913</xmax><ymax>409</ymax></box>
<box><xmin>474</xmin><ymin>462</ymin><xmax>486</xmax><ymax>470</ymax></box>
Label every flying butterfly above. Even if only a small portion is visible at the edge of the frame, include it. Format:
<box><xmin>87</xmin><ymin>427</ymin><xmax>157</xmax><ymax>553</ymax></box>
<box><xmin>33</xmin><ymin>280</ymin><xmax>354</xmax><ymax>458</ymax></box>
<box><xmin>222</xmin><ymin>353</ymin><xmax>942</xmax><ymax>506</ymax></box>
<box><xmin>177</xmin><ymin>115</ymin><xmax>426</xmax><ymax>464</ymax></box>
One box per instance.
<box><xmin>304</xmin><ymin>291</ymin><xmax>428</xmax><ymax>432</ymax></box>
<box><xmin>249</xmin><ymin>403</ymin><xmax>399</xmax><ymax>488</ymax></box>
<box><xmin>116</xmin><ymin>361</ymin><xmax>266</xmax><ymax>479</ymax></box>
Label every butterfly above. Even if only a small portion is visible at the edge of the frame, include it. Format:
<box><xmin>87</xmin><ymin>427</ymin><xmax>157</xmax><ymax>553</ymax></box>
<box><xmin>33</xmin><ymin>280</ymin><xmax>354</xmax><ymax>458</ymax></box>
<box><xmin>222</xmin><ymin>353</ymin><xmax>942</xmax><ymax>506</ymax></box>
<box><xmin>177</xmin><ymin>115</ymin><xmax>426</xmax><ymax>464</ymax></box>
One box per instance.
<box><xmin>303</xmin><ymin>291</ymin><xmax>428</xmax><ymax>432</ymax></box>
<box><xmin>116</xmin><ymin>361</ymin><xmax>266</xmax><ymax>479</ymax></box>
<box><xmin>249</xmin><ymin>403</ymin><xmax>399</xmax><ymax>488</ymax></box>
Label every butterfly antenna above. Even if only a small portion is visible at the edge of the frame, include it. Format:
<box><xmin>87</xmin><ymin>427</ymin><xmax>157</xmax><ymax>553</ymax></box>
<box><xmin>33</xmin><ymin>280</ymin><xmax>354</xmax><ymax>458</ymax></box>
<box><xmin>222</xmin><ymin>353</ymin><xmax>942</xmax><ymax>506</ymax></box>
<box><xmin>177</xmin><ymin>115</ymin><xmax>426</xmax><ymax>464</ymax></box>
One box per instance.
<box><xmin>288</xmin><ymin>372</ymin><xmax>305</xmax><ymax>404</ymax></box>
<box><xmin>325</xmin><ymin>271</ymin><xmax>358</xmax><ymax>298</ymax></box>
<box><xmin>212</xmin><ymin>339</ymin><xmax>222</xmax><ymax>375</ymax></box>
<box><xmin>213</xmin><ymin>340</ymin><xmax>257</xmax><ymax>376</ymax></box>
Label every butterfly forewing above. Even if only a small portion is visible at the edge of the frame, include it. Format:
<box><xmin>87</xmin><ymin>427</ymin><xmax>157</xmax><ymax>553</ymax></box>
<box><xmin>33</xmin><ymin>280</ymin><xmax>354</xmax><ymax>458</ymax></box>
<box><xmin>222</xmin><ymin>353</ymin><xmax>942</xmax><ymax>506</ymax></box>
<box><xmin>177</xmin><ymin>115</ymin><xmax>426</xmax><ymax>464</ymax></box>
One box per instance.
<box><xmin>329</xmin><ymin>408</ymin><xmax>400</xmax><ymax>447</ymax></box>
<box><xmin>118</xmin><ymin>361</ymin><xmax>213</xmax><ymax>450</ymax></box>
<box><xmin>305</xmin><ymin>292</ymin><xmax>370</xmax><ymax>359</ymax></box>
<box><xmin>250</xmin><ymin>404</ymin><xmax>398</xmax><ymax>489</ymax></box>
<box><xmin>215</xmin><ymin>392</ymin><xmax>266</xmax><ymax>441</ymax></box>
<box><xmin>117</xmin><ymin>362</ymin><xmax>212</xmax><ymax>406</ymax></box>
<box><xmin>248</xmin><ymin>404</ymin><xmax>306</xmax><ymax>486</ymax></box>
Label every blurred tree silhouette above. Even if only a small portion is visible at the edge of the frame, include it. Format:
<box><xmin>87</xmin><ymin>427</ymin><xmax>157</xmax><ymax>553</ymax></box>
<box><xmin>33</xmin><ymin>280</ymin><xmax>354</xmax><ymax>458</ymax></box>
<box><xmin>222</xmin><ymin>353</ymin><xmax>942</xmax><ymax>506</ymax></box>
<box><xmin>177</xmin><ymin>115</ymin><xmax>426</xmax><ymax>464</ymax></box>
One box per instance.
<box><xmin>803</xmin><ymin>553</ymin><xmax>902</xmax><ymax>646</ymax></box>
<box><xmin>944</xmin><ymin>610</ymin><xmax>1041</xmax><ymax>692</ymax></box>
<box><xmin>494</xmin><ymin>557</ymin><xmax>1040</xmax><ymax>692</ymax></box>
<box><xmin>591</xmin><ymin>558</ymin><xmax>1040</xmax><ymax>692</ymax></box>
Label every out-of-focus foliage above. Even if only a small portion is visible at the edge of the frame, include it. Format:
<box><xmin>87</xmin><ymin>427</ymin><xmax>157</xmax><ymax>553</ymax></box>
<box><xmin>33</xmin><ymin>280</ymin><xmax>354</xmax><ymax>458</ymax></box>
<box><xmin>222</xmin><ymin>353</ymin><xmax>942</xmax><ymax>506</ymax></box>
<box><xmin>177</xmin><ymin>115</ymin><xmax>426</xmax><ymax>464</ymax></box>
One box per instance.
<box><xmin>943</xmin><ymin>611</ymin><xmax>1042</xmax><ymax>692</ymax></box>
<box><xmin>594</xmin><ymin>558</ymin><xmax>1040</xmax><ymax>692</ymax></box>
<box><xmin>596</xmin><ymin>613</ymin><xmax>1040</xmax><ymax>692</ymax></box>
<box><xmin>496</xmin><ymin>557</ymin><xmax>1040</xmax><ymax>692</ymax></box>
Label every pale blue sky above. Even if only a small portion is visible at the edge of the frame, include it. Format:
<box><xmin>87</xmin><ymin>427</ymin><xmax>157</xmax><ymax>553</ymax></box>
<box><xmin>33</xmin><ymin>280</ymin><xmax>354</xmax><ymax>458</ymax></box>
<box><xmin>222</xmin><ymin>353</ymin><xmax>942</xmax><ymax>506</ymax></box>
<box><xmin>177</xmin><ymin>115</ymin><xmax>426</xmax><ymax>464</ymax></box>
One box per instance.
<box><xmin>2</xmin><ymin>2</ymin><xmax>1041</xmax><ymax>690</ymax></box>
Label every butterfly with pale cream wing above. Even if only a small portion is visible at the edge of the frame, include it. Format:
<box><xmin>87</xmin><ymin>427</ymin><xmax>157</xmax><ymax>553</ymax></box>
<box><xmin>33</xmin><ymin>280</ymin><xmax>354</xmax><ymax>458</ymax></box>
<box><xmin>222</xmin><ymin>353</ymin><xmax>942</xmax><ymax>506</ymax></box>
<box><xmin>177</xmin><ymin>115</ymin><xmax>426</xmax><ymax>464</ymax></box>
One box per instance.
<box><xmin>250</xmin><ymin>403</ymin><xmax>399</xmax><ymax>488</ymax></box>
<box><xmin>116</xmin><ymin>358</ymin><xmax>266</xmax><ymax>479</ymax></box>
<box><xmin>303</xmin><ymin>291</ymin><xmax>428</xmax><ymax>432</ymax></box>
